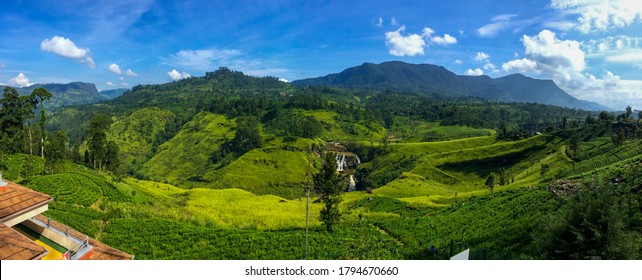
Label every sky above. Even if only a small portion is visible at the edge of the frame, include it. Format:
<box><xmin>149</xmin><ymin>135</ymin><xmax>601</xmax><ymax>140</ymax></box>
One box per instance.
<box><xmin>0</xmin><ymin>0</ymin><xmax>641</xmax><ymax>109</ymax></box>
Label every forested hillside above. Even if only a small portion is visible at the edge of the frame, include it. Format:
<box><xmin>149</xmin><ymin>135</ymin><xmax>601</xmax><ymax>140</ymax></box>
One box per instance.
<box><xmin>2</xmin><ymin>66</ymin><xmax>641</xmax><ymax>260</ymax></box>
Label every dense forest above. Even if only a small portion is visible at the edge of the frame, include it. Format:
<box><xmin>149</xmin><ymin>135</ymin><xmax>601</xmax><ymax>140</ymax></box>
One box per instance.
<box><xmin>2</xmin><ymin>68</ymin><xmax>642</xmax><ymax>260</ymax></box>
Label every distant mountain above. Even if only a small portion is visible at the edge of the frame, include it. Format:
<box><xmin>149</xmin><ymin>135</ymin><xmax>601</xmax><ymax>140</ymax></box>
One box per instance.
<box><xmin>100</xmin><ymin>88</ymin><xmax>129</xmax><ymax>100</ymax></box>
<box><xmin>293</xmin><ymin>61</ymin><xmax>607</xmax><ymax>111</ymax></box>
<box><xmin>14</xmin><ymin>82</ymin><xmax>106</xmax><ymax>109</ymax></box>
<box><xmin>494</xmin><ymin>74</ymin><xmax>606</xmax><ymax>111</ymax></box>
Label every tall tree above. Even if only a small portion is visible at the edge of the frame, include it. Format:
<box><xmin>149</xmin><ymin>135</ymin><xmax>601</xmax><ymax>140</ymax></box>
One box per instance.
<box><xmin>45</xmin><ymin>130</ymin><xmax>68</xmax><ymax>163</ymax></box>
<box><xmin>625</xmin><ymin>106</ymin><xmax>632</xmax><ymax>120</ymax></box>
<box><xmin>314</xmin><ymin>152</ymin><xmax>345</xmax><ymax>232</ymax></box>
<box><xmin>570</xmin><ymin>131</ymin><xmax>580</xmax><ymax>159</ymax></box>
<box><xmin>87</xmin><ymin>113</ymin><xmax>112</xmax><ymax>170</ymax></box>
<box><xmin>0</xmin><ymin>86</ymin><xmax>50</xmax><ymax>154</ymax></box>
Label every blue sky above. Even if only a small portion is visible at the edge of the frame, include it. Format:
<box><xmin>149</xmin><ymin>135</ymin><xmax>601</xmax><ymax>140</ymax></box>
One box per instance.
<box><xmin>0</xmin><ymin>0</ymin><xmax>641</xmax><ymax>109</ymax></box>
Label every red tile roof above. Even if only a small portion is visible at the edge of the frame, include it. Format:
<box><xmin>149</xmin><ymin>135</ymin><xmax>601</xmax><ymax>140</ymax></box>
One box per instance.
<box><xmin>0</xmin><ymin>223</ymin><xmax>47</xmax><ymax>260</ymax></box>
<box><xmin>0</xmin><ymin>180</ymin><xmax>52</xmax><ymax>223</ymax></box>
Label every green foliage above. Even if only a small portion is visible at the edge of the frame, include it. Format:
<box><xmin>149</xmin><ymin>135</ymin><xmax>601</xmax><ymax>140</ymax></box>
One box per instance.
<box><xmin>314</xmin><ymin>153</ymin><xmax>345</xmax><ymax>232</ymax></box>
<box><xmin>532</xmin><ymin>166</ymin><xmax>642</xmax><ymax>259</ymax></box>
<box><xmin>102</xmin><ymin>218</ymin><xmax>402</xmax><ymax>260</ymax></box>
<box><xmin>0</xmin><ymin>153</ymin><xmax>45</xmax><ymax>181</ymax></box>
<box><xmin>485</xmin><ymin>172</ymin><xmax>496</xmax><ymax>192</ymax></box>
<box><xmin>108</xmin><ymin>107</ymin><xmax>177</xmax><ymax>174</ymax></box>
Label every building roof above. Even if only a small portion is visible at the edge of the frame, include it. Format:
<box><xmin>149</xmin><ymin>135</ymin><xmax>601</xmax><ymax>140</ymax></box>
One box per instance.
<box><xmin>0</xmin><ymin>223</ymin><xmax>47</xmax><ymax>260</ymax></box>
<box><xmin>33</xmin><ymin>215</ymin><xmax>134</xmax><ymax>260</ymax></box>
<box><xmin>0</xmin><ymin>180</ymin><xmax>52</xmax><ymax>223</ymax></box>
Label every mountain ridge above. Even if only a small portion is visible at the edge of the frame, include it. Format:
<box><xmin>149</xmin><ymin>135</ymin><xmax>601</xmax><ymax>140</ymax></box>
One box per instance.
<box><xmin>293</xmin><ymin>61</ymin><xmax>607</xmax><ymax>111</ymax></box>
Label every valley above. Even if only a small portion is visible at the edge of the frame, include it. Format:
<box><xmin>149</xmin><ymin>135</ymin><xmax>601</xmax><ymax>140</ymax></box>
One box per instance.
<box><xmin>2</xmin><ymin>65</ymin><xmax>641</xmax><ymax>260</ymax></box>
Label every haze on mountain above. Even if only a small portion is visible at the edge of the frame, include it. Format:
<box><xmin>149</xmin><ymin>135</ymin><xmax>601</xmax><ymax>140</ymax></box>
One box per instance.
<box><xmin>9</xmin><ymin>82</ymin><xmax>126</xmax><ymax>109</ymax></box>
<box><xmin>293</xmin><ymin>61</ymin><xmax>607</xmax><ymax>111</ymax></box>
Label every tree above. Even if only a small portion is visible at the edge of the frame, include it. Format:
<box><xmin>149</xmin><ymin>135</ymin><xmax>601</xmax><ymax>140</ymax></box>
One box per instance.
<box><xmin>532</xmin><ymin>169</ymin><xmax>642</xmax><ymax>259</ymax></box>
<box><xmin>570</xmin><ymin>131</ymin><xmax>580</xmax><ymax>159</ymax></box>
<box><xmin>625</xmin><ymin>106</ymin><xmax>632</xmax><ymax>120</ymax></box>
<box><xmin>313</xmin><ymin>152</ymin><xmax>345</xmax><ymax>232</ymax></box>
<box><xmin>485</xmin><ymin>172</ymin><xmax>496</xmax><ymax>192</ymax></box>
<box><xmin>612</xmin><ymin>128</ymin><xmax>625</xmax><ymax>147</ymax></box>
<box><xmin>230</xmin><ymin>116</ymin><xmax>262</xmax><ymax>154</ymax></box>
<box><xmin>45</xmin><ymin>130</ymin><xmax>68</xmax><ymax>163</ymax></box>
<box><xmin>87</xmin><ymin>113</ymin><xmax>112</xmax><ymax>169</ymax></box>
<box><xmin>105</xmin><ymin>140</ymin><xmax>120</xmax><ymax>173</ymax></box>
<box><xmin>0</xmin><ymin>87</ymin><xmax>49</xmax><ymax>154</ymax></box>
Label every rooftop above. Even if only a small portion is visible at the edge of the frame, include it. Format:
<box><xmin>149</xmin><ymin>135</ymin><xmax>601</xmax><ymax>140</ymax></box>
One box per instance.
<box><xmin>0</xmin><ymin>223</ymin><xmax>47</xmax><ymax>260</ymax></box>
<box><xmin>0</xmin><ymin>179</ymin><xmax>133</xmax><ymax>260</ymax></box>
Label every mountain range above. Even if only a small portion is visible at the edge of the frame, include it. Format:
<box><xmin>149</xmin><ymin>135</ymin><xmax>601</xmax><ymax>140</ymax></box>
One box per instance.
<box><xmin>293</xmin><ymin>61</ymin><xmax>607</xmax><ymax>111</ymax></box>
<box><xmin>10</xmin><ymin>82</ymin><xmax>127</xmax><ymax>109</ymax></box>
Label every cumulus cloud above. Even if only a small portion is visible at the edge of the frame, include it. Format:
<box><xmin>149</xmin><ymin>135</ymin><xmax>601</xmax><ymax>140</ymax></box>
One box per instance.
<box><xmin>125</xmin><ymin>69</ymin><xmax>138</xmax><ymax>77</ymax></box>
<box><xmin>430</xmin><ymin>34</ymin><xmax>457</xmax><ymax>45</ymax></box>
<box><xmin>376</xmin><ymin>17</ymin><xmax>383</xmax><ymax>28</ymax></box>
<box><xmin>502</xmin><ymin>29</ymin><xmax>642</xmax><ymax>109</ymax></box>
<box><xmin>474</xmin><ymin>52</ymin><xmax>490</xmax><ymax>62</ymax></box>
<box><xmin>390</xmin><ymin>17</ymin><xmax>399</xmax><ymax>26</ymax></box>
<box><xmin>9</xmin><ymin>73</ymin><xmax>33</xmax><ymax>87</ymax></box>
<box><xmin>106</xmin><ymin>82</ymin><xmax>115</xmax><ymax>86</ymax></box>
<box><xmin>108</xmin><ymin>63</ymin><xmax>122</xmax><ymax>74</ymax></box>
<box><xmin>422</xmin><ymin>27</ymin><xmax>457</xmax><ymax>46</ymax></box>
<box><xmin>165</xmin><ymin>49</ymin><xmax>241</xmax><ymax>71</ymax></box>
<box><xmin>501</xmin><ymin>58</ymin><xmax>539</xmax><ymax>73</ymax></box>
<box><xmin>278</xmin><ymin>78</ymin><xmax>290</xmax><ymax>83</ymax></box>
<box><xmin>465</xmin><ymin>68</ymin><xmax>484</xmax><ymax>76</ymax></box>
<box><xmin>385</xmin><ymin>26</ymin><xmax>426</xmax><ymax>57</ymax></box>
<box><xmin>167</xmin><ymin>69</ymin><xmax>191</xmax><ymax>81</ymax></box>
<box><xmin>40</xmin><ymin>36</ymin><xmax>94</xmax><ymax>68</ymax></box>
<box><xmin>453</xmin><ymin>59</ymin><xmax>463</xmax><ymax>64</ymax></box>
<box><xmin>551</xmin><ymin>0</ymin><xmax>642</xmax><ymax>33</ymax></box>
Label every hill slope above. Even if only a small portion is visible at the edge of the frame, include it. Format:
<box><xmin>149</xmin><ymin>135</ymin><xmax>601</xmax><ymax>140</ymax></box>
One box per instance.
<box><xmin>15</xmin><ymin>82</ymin><xmax>106</xmax><ymax>109</ymax></box>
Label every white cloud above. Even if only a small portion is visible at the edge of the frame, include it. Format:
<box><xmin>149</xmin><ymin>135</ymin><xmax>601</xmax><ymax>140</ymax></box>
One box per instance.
<box><xmin>422</xmin><ymin>27</ymin><xmax>435</xmax><ymax>37</ymax></box>
<box><xmin>422</xmin><ymin>27</ymin><xmax>458</xmax><ymax>46</ymax></box>
<box><xmin>543</xmin><ymin>21</ymin><xmax>576</xmax><ymax>30</ymax></box>
<box><xmin>551</xmin><ymin>0</ymin><xmax>642</xmax><ymax>33</ymax></box>
<box><xmin>83</xmin><ymin>57</ymin><xmax>96</xmax><ymax>68</ymax></box>
<box><xmin>502</xmin><ymin>29</ymin><xmax>642</xmax><ymax>109</ymax></box>
<box><xmin>121</xmin><ymin>82</ymin><xmax>129</xmax><ymax>86</ymax></box>
<box><xmin>40</xmin><ymin>36</ymin><xmax>88</xmax><ymax>59</ymax></box>
<box><xmin>376</xmin><ymin>17</ymin><xmax>383</xmax><ymax>28</ymax></box>
<box><xmin>278</xmin><ymin>78</ymin><xmax>290</xmax><ymax>83</ymax></box>
<box><xmin>40</xmin><ymin>36</ymin><xmax>94</xmax><ymax>68</ymax></box>
<box><xmin>483</xmin><ymin>63</ymin><xmax>496</xmax><ymax>70</ymax></box>
<box><xmin>108</xmin><ymin>63</ymin><xmax>122</xmax><ymax>74</ymax></box>
<box><xmin>492</xmin><ymin>14</ymin><xmax>518</xmax><ymax>22</ymax></box>
<box><xmin>165</xmin><ymin>49</ymin><xmax>241</xmax><ymax>71</ymax></box>
<box><xmin>9</xmin><ymin>73</ymin><xmax>33</xmax><ymax>87</ymax></box>
<box><xmin>384</xmin><ymin>26</ymin><xmax>426</xmax><ymax>57</ymax></box>
<box><xmin>465</xmin><ymin>68</ymin><xmax>484</xmax><ymax>76</ymax></box>
<box><xmin>430</xmin><ymin>34</ymin><xmax>457</xmax><ymax>45</ymax></box>
<box><xmin>125</xmin><ymin>69</ymin><xmax>138</xmax><ymax>77</ymax></box>
<box><xmin>106</xmin><ymin>82</ymin><xmax>115</xmax><ymax>86</ymax></box>
<box><xmin>167</xmin><ymin>69</ymin><xmax>191</xmax><ymax>81</ymax></box>
<box><xmin>474</xmin><ymin>52</ymin><xmax>490</xmax><ymax>62</ymax></box>
<box><xmin>501</xmin><ymin>58</ymin><xmax>539</xmax><ymax>73</ymax></box>
<box><xmin>0</xmin><ymin>63</ymin><xmax>5</xmax><ymax>69</ymax></box>
<box><xmin>453</xmin><ymin>59</ymin><xmax>463</xmax><ymax>64</ymax></box>
<box><xmin>478</xmin><ymin>14</ymin><xmax>519</xmax><ymax>37</ymax></box>
<box><xmin>119</xmin><ymin>77</ymin><xmax>125</xmax><ymax>81</ymax></box>
<box><xmin>390</xmin><ymin>17</ymin><xmax>399</xmax><ymax>26</ymax></box>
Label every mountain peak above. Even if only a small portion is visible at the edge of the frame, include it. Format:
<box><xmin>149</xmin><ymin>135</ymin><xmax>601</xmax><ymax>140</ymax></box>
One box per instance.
<box><xmin>293</xmin><ymin>61</ymin><xmax>608</xmax><ymax>111</ymax></box>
